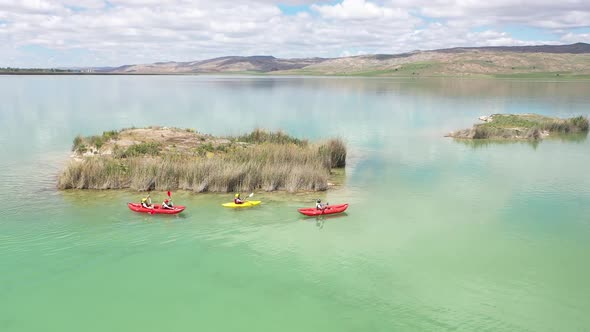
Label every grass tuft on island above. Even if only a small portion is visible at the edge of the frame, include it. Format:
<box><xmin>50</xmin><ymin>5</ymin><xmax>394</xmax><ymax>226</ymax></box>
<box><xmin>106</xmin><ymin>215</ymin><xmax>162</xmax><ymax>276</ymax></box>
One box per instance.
<box><xmin>58</xmin><ymin>127</ymin><xmax>346</xmax><ymax>192</ymax></box>
<box><xmin>447</xmin><ymin>114</ymin><xmax>589</xmax><ymax>140</ymax></box>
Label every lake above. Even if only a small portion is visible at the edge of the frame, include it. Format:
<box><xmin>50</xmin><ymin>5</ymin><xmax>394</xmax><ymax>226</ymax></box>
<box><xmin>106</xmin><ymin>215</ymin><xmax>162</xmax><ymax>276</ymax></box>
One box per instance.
<box><xmin>1</xmin><ymin>75</ymin><xmax>589</xmax><ymax>331</ymax></box>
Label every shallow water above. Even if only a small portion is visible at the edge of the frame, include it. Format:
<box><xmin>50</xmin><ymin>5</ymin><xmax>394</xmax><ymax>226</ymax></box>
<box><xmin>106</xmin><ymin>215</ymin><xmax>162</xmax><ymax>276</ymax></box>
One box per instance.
<box><xmin>1</xmin><ymin>76</ymin><xmax>589</xmax><ymax>331</ymax></box>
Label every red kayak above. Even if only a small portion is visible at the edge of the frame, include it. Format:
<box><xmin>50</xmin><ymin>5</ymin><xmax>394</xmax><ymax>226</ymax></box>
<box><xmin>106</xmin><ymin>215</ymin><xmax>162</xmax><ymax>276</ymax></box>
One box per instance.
<box><xmin>127</xmin><ymin>203</ymin><xmax>186</xmax><ymax>215</ymax></box>
<box><xmin>298</xmin><ymin>203</ymin><xmax>349</xmax><ymax>216</ymax></box>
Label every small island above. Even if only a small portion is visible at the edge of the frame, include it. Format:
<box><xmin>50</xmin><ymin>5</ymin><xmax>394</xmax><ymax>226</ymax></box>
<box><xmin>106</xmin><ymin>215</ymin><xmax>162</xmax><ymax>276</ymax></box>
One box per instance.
<box><xmin>446</xmin><ymin>114</ymin><xmax>589</xmax><ymax>140</ymax></box>
<box><xmin>58</xmin><ymin>128</ymin><xmax>346</xmax><ymax>192</ymax></box>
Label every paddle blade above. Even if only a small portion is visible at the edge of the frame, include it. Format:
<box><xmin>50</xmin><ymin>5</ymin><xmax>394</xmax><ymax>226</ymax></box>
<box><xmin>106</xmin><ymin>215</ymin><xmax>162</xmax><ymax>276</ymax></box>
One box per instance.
<box><xmin>248</xmin><ymin>192</ymin><xmax>254</xmax><ymax>198</ymax></box>
<box><xmin>167</xmin><ymin>191</ymin><xmax>171</xmax><ymax>197</ymax></box>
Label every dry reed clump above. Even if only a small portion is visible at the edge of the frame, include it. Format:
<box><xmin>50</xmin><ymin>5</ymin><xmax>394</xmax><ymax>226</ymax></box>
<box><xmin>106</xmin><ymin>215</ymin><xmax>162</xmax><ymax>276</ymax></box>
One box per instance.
<box><xmin>325</xmin><ymin>138</ymin><xmax>346</xmax><ymax>168</ymax></box>
<box><xmin>236</xmin><ymin>128</ymin><xmax>308</xmax><ymax>146</ymax></box>
<box><xmin>58</xmin><ymin>141</ymin><xmax>343</xmax><ymax>192</ymax></box>
<box><xmin>58</xmin><ymin>157</ymin><xmax>131</xmax><ymax>189</ymax></box>
<box><xmin>542</xmin><ymin>116</ymin><xmax>589</xmax><ymax>133</ymax></box>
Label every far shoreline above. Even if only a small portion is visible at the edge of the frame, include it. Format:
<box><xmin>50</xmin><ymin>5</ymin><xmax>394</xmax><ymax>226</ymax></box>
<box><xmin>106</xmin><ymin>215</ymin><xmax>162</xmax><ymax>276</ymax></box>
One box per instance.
<box><xmin>2</xmin><ymin>72</ymin><xmax>590</xmax><ymax>80</ymax></box>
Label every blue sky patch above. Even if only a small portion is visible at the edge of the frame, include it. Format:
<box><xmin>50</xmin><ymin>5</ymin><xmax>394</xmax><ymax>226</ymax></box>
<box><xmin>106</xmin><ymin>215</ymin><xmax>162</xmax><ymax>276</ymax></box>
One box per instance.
<box><xmin>569</xmin><ymin>27</ymin><xmax>590</xmax><ymax>34</ymax></box>
<box><xmin>502</xmin><ymin>26</ymin><xmax>557</xmax><ymax>41</ymax></box>
<box><xmin>65</xmin><ymin>5</ymin><xmax>86</xmax><ymax>12</ymax></box>
<box><xmin>278</xmin><ymin>4</ymin><xmax>312</xmax><ymax>16</ymax></box>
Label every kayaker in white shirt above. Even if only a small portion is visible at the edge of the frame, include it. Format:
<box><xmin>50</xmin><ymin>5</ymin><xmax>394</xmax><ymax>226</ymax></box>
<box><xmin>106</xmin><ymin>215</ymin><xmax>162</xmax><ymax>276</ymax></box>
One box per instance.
<box><xmin>162</xmin><ymin>198</ymin><xmax>174</xmax><ymax>209</ymax></box>
<box><xmin>316</xmin><ymin>199</ymin><xmax>328</xmax><ymax>210</ymax></box>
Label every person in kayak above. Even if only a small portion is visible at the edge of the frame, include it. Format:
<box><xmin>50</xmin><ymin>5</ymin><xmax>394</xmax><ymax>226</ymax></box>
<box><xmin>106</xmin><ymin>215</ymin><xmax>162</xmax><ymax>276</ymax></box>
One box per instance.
<box><xmin>162</xmin><ymin>198</ymin><xmax>174</xmax><ymax>209</ymax></box>
<box><xmin>316</xmin><ymin>199</ymin><xmax>328</xmax><ymax>210</ymax></box>
<box><xmin>141</xmin><ymin>194</ymin><xmax>153</xmax><ymax>209</ymax></box>
<box><xmin>234</xmin><ymin>193</ymin><xmax>244</xmax><ymax>204</ymax></box>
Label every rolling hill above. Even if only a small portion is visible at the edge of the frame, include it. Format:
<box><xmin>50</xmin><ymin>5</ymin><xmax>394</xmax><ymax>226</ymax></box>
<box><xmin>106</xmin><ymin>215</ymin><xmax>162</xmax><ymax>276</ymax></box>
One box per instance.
<box><xmin>84</xmin><ymin>42</ymin><xmax>590</xmax><ymax>78</ymax></box>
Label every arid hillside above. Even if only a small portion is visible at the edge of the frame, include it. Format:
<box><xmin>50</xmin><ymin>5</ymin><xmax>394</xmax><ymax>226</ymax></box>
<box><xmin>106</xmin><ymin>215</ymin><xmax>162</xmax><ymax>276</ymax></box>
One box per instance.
<box><xmin>95</xmin><ymin>43</ymin><xmax>590</xmax><ymax>78</ymax></box>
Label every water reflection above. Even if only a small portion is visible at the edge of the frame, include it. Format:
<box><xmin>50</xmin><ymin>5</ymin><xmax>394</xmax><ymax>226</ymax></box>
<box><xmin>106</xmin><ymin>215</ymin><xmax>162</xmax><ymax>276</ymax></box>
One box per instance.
<box><xmin>298</xmin><ymin>212</ymin><xmax>350</xmax><ymax>230</ymax></box>
<box><xmin>453</xmin><ymin>138</ymin><xmax>542</xmax><ymax>150</ymax></box>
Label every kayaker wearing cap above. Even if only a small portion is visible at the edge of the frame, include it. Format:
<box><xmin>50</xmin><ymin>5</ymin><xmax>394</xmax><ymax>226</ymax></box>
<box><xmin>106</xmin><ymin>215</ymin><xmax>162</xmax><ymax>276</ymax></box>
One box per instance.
<box><xmin>162</xmin><ymin>198</ymin><xmax>174</xmax><ymax>209</ymax></box>
<box><xmin>316</xmin><ymin>199</ymin><xmax>327</xmax><ymax>210</ymax></box>
<box><xmin>141</xmin><ymin>194</ymin><xmax>153</xmax><ymax>209</ymax></box>
<box><xmin>234</xmin><ymin>193</ymin><xmax>244</xmax><ymax>204</ymax></box>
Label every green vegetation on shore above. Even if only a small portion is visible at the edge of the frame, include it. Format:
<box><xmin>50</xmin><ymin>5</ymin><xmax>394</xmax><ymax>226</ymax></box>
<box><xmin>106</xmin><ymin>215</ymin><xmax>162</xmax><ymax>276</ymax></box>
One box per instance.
<box><xmin>448</xmin><ymin>114</ymin><xmax>589</xmax><ymax>140</ymax></box>
<box><xmin>58</xmin><ymin>128</ymin><xmax>346</xmax><ymax>192</ymax></box>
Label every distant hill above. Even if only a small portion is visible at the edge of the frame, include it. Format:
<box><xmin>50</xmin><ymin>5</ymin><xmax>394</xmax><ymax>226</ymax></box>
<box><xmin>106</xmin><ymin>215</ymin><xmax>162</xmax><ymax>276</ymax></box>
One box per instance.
<box><xmin>2</xmin><ymin>43</ymin><xmax>586</xmax><ymax>78</ymax></box>
<box><xmin>87</xmin><ymin>43</ymin><xmax>590</xmax><ymax>78</ymax></box>
<box><xmin>293</xmin><ymin>43</ymin><xmax>590</xmax><ymax>78</ymax></box>
<box><xmin>97</xmin><ymin>55</ymin><xmax>326</xmax><ymax>74</ymax></box>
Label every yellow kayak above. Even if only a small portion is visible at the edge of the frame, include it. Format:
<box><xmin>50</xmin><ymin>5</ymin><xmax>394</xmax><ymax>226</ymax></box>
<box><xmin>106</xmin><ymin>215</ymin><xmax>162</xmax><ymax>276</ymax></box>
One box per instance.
<box><xmin>221</xmin><ymin>200</ymin><xmax>261</xmax><ymax>208</ymax></box>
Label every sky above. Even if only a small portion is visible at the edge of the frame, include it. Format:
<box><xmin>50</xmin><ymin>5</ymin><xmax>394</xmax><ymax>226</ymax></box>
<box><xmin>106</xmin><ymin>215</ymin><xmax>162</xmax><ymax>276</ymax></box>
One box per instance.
<box><xmin>0</xmin><ymin>0</ymin><xmax>589</xmax><ymax>67</ymax></box>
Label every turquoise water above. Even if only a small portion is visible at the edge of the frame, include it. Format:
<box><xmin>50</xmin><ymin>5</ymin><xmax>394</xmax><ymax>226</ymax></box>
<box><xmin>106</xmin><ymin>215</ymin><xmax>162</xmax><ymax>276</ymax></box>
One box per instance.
<box><xmin>1</xmin><ymin>76</ymin><xmax>589</xmax><ymax>331</ymax></box>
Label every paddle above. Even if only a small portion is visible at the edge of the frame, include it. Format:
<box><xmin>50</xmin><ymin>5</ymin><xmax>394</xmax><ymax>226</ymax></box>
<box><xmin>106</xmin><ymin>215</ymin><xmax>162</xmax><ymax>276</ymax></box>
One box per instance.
<box><xmin>167</xmin><ymin>190</ymin><xmax>174</xmax><ymax>209</ymax></box>
<box><xmin>148</xmin><ymin>194</ymin><xmax>155</xmax><ymax>214</ymax></box>
<box><xmin>241</xmin><ymin>192</ymin><xmax>254</xmax><ymax>204</ymax></box>
<box><xmin>317</xmin><ymin>199</ymin><xmax>329</xmax><ymax>213</ymax></box>
<box><xmin>142</xmin><ymin>202</ymin><xmax>155</xmax><ymax>215</ymax></box>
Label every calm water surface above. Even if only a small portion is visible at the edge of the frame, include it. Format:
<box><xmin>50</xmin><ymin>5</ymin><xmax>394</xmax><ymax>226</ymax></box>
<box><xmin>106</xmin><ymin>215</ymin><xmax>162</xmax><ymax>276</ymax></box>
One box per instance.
<box><xmin>1</xmin><ymin>76</ymin><xmax>589</xmax><ymax>331</ymax></box>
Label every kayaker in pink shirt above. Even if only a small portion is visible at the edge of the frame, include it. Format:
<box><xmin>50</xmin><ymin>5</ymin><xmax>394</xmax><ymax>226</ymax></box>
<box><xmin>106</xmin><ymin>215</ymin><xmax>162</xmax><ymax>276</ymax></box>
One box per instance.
<box><xmin>234</xmin><ymin>193</ymin><xmax>244</xmax><ymax>204</ymax></box>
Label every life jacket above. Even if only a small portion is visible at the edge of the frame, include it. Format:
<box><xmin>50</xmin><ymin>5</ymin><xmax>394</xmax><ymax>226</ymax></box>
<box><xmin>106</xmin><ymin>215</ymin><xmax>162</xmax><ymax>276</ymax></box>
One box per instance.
<box><xmin>234</xmin><ymin>198</ymin><xmax>243</xmax><ymax>204</ymax></box>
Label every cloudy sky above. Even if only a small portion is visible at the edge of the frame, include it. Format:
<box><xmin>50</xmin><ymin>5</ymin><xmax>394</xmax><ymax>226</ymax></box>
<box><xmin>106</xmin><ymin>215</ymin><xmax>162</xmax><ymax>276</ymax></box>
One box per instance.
<box><xmin>1</xmin><ymin>0</ymin><xmax>589</xmax><ymax>67</ymax></box>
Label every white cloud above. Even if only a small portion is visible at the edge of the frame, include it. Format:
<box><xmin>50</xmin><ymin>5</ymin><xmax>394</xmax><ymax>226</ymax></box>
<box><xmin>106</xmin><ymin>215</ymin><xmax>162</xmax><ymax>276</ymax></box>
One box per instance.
<box><xmin>0</xmin><ymin>0</ymin><xmax>63</xmax><ymax>14</ymax></box>
<box><xmin>396</xmin><ymin>0</ymin><xmax>590</xmax><ymax>29</ymax></box>
<box><xmin>561</xmin><ymin>32</ymin><xmax>590</xmax><ymax>44</ymax></box>
<box><xmin>0</xmin><ymin>0</ymin><xmax>588</xmax><ymax>67</ymax></box>
<box><xmin>312</xmin><ymin>0</ymin><xmax>407</xmax><ymax>20</ymax></box>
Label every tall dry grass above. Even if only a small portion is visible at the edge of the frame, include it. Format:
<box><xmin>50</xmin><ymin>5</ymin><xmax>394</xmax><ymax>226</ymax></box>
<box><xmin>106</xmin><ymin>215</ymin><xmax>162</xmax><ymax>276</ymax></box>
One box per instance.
<box><xmin>59</xmin><ymin>141</ymin><xmax>344</xmax><ymax>192</ymax></box>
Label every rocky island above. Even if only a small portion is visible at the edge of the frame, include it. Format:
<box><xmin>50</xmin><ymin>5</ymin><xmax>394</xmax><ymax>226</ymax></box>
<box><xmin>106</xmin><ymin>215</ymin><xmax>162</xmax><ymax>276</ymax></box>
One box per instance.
<box><xmin>447</xmin><ymin>114</ymin><xmax>589</xmax><ymax>140</ymax></box>
<box><xmin>58</xmin><ymin>128</ymin><xmax>346</xmax><ymax>192</ymax></box>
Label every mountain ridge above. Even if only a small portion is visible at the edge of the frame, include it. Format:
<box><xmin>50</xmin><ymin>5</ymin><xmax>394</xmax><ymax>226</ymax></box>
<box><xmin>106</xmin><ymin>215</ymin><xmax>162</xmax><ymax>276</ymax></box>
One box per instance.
<box><xmin>88</xmin><ymin>43</ymin><xmax>590</xmax><ymax>77</ymax></box>
<box><xmin>3</xmin><ymin>43</ymin><xmax>588</xmax><ymax>77</ymax></box>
